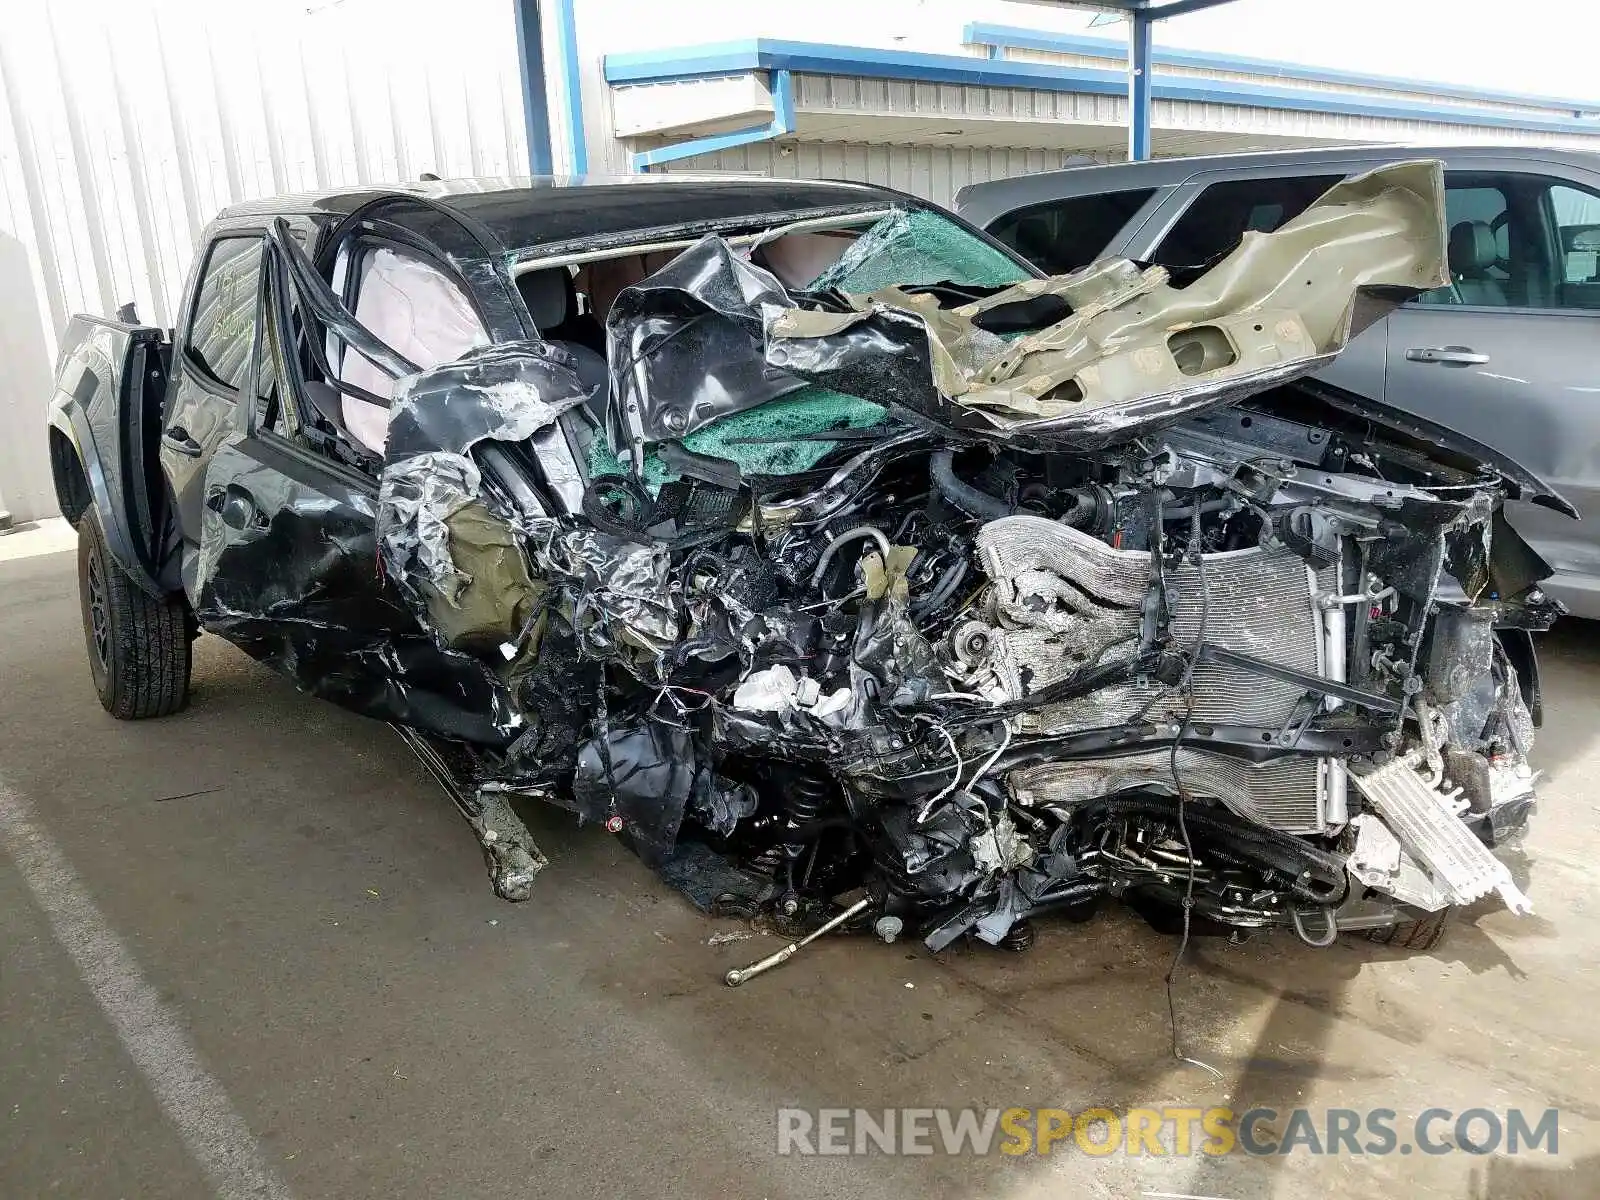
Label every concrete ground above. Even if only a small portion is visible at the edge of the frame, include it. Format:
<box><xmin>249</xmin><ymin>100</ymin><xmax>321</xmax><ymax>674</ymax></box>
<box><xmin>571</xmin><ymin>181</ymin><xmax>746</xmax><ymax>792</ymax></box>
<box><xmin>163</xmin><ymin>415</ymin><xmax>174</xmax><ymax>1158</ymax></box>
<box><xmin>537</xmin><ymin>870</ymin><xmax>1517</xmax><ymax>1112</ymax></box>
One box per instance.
<box><xmin>3</xmin><ymin>522</ymin><xmax>1598</xmax><ymax>1200</ymax></box>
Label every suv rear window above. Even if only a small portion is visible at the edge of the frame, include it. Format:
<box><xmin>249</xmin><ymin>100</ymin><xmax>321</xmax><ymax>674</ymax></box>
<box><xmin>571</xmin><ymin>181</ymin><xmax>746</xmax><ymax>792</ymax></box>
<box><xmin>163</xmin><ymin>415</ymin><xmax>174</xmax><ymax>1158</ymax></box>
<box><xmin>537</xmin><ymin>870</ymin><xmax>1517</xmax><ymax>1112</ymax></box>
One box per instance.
<box><xmin>987</xmin><ymin>188</ymin><xmax>1156</xmax><ymax>275</ymax></box>
<box><xmin>1154</xmin><ymin>175</ymin><xmax>1344</xmax><ymax>268</ymax></box>
<box><xmin>186</xmin><ymin>237</ymin><xmax>264</xmax><ymax>390</ymax></box>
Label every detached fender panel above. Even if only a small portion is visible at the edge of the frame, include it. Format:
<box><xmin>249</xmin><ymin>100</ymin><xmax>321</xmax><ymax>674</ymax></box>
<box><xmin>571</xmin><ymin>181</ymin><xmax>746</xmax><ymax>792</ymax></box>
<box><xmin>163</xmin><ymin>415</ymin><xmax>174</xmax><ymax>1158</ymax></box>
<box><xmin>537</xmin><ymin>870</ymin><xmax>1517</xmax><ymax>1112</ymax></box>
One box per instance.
<box><xmin>49</xmin><ymin>317</ymin><xmax>173</xmax><ymax>597</ymax></box>
<box><xmin>49</xmin><ymin>398</ymin><xmax>164</xmax><ymax>598</ymax></box>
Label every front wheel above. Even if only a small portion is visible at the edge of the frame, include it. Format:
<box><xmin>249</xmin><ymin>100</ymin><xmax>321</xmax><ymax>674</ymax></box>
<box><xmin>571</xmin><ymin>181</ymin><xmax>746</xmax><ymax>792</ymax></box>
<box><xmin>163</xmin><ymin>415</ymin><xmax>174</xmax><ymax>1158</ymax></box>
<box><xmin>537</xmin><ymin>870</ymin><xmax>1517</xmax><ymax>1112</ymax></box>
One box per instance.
<box><xmin>77</xmin><ymin>504</ymin><xmax>192</xmax><ymax>719</ymax></box>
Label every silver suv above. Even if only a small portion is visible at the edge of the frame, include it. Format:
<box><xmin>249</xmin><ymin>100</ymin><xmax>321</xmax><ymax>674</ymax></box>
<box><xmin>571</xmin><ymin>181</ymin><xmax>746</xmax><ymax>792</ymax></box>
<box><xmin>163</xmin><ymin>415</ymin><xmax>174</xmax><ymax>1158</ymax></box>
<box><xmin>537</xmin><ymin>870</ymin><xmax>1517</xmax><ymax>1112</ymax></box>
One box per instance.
<box><xmin>956</xmin><ymin>145</ymin><xmax>1600</xmax><ymax>618</ymax></box>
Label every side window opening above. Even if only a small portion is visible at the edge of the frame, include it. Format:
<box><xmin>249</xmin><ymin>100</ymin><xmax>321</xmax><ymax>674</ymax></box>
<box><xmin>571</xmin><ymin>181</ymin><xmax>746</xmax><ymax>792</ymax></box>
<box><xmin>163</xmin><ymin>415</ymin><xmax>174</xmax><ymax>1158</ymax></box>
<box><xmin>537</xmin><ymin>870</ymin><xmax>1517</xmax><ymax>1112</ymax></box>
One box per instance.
<box><xmin>337</xmin><ymin>246</ymin><xmax>489</xmax><ymax>454</ymax></box>
<box><xmin>259</xmin><ymin>220</ymin><xmax>442</xmax><ymax>475</ymax></box>
<box><xmin>1416</xmin><ymin>173</ymin><xmax>1600</xmax><ymax>311</ymax></box>
<box><xmin>1417</xmin><ymin>183</ymin><xmax>1511</xmax><ymax>307</ymax></box>
<box><xmin>1152</xmin><ymin>175</ymin><xmax>1344</xmax><ymax>270</ymax></box>
<box><xmin>185</xmin><ymin>237</ymin><xmax>265</xmax><ymax>390</ymax></box>
<box><xmin>987</xmin><ymin>188</ymin><xmax>1157</xmax><ymax>276</ymax></box>
<box><xmin>1548</xmin><ymin>183</ymin><xmax>1600</xmax><ymax>305</ymax></box>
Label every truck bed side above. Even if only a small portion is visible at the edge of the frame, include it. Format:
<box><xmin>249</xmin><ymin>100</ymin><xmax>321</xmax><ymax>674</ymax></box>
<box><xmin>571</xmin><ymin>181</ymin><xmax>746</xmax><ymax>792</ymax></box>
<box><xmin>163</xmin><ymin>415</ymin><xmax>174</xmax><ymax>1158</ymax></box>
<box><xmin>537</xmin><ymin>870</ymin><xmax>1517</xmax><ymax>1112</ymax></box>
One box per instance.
<box><xmin>48</xmin><ymin>315</ymin><xmax>175</xmax><ymax>596</ymax></box>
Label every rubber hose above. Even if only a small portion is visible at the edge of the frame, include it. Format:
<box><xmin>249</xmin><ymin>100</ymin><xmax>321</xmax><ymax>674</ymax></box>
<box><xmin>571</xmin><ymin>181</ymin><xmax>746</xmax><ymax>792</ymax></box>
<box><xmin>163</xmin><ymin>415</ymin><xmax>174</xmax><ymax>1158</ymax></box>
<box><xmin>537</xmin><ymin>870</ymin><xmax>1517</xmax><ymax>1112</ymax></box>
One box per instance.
<box><xmin>809</xmin><ymin>526</ymin><xmax>893</xmax><ymax>588</ymax></box>
<box><xmin>930</xmin><ymin>449</ymin><xmax>1012</xmax><ymax>521</ymax></box>
<box><xmin>1057</xmin><ymin>489</ymin><xmax>1099</xmax><ymax>530</ymax></box>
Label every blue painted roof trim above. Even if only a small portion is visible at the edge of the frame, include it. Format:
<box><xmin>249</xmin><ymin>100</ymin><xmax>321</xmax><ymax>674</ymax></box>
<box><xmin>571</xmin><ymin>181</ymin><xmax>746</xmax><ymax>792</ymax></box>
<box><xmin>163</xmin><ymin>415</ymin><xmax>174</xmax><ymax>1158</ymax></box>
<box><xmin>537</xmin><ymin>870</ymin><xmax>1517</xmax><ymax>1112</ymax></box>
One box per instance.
<box><xmin>603</xmin><ymin>39</ymin><xmax>1600</xmax><ymax>137</ymax></box>
<box><xmin>965</xmin><ymin>22</ymin><xmax>1600</xmax><ymax>117</ymax></box>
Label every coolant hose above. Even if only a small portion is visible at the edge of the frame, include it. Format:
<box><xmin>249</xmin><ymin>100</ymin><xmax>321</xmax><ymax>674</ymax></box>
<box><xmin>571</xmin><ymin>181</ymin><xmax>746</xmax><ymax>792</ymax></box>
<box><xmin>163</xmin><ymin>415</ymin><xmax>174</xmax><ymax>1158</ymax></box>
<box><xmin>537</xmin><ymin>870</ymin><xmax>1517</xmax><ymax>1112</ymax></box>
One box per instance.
<box><xmin>930</xmin><ymin>449</ymin><xmax>1012</xmax><ymax>521</ymax></box>
<box><xmin>931</xmin><ymin>450</ymin><xmax>1101</xmax><ymax>529</ymax></box>
<box><xmin>810</xmin><ymin>526</ymin><xmax>894</xmax><ymax>588</ymax></box>
<box><xmin>1057</xmin><ymin>489</ymin><xmax>1100</xmax><ymax>530</ymax></box>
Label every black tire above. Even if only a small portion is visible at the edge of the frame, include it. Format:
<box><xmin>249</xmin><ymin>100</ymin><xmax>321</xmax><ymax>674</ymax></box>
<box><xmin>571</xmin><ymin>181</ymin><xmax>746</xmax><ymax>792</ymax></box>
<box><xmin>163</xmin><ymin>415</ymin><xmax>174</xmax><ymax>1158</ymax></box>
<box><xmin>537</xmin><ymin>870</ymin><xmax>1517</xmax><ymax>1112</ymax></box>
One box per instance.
<box><xmin>1364</xmin><ymin>906</ymin><xmax>1452</xmax><ymax>952</ymax></box>
<box><xmin>77</xmin><ymin>504</ymin><xmax>192</xmax><ymax>719</ymax></box>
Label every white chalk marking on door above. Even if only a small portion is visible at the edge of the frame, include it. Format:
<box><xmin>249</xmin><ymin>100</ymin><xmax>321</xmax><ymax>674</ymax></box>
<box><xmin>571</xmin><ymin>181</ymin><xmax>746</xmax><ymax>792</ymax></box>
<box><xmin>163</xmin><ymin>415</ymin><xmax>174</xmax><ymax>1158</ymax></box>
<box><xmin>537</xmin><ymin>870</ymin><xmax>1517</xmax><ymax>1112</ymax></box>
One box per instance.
<box><xmin>0</xmin><ymin>778</ymin><xmax>293</xmax><ymax>1199</ymax></box>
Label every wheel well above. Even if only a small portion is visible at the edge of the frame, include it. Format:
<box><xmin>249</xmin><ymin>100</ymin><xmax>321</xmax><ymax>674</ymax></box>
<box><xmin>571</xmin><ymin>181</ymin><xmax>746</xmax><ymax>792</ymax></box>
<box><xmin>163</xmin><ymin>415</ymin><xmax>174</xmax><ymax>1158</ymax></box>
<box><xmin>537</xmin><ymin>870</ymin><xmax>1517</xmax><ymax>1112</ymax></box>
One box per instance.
<box><xmin>50</xmin><ymin>428</ymin><xmax>91</xmax><ymax>524</ymax></box>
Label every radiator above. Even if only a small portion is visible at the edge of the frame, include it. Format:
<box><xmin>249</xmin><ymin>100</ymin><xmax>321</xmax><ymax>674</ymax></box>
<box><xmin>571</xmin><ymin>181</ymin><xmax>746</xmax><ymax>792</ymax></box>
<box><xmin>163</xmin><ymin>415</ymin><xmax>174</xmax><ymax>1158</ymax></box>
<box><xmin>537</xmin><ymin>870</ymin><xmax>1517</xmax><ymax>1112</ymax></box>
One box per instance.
<box><xmin>974</xmin><ymin>516</ymin><xmax>1334</xmax><ymax>832</ymax></box>
<box><xmin>1007</xmin><ymin>749</ymin><xmax>1328</xmax><ymax>834</ymax></box>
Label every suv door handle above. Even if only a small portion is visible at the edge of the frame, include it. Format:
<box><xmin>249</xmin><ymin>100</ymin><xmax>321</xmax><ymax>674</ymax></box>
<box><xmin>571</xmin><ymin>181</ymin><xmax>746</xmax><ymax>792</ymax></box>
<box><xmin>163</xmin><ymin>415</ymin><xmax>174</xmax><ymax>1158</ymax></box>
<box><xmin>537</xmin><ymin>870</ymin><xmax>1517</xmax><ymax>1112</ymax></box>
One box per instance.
<box><xmin>1405</xmin><ymin>346</ymin><xmax>1490</xmax><ymax>366</ymax></box>
<box><xmin>163</xmin><ymin>426</ymin><xmax>204</xmax><ymax>457</ymax></box>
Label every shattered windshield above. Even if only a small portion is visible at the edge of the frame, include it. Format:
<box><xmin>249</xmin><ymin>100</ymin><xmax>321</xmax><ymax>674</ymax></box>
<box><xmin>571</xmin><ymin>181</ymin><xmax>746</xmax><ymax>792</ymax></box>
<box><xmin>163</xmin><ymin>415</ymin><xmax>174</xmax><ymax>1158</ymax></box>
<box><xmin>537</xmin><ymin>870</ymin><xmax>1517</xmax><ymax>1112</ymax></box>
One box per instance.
<box><xmin>808</xmin><ymin>207</ymin><xmax>1033</xmax><ymax>292</ymax></box>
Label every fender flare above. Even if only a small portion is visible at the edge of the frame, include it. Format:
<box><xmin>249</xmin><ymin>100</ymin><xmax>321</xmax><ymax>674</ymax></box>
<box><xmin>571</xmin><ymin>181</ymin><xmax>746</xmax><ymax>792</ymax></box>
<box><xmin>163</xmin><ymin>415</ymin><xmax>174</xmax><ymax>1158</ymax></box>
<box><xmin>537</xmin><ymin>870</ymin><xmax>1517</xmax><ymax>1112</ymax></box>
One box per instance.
<box><xmin>49</xmin><ymin>404</ymin><xmax>166</xmax><ymax>598</ymax></box>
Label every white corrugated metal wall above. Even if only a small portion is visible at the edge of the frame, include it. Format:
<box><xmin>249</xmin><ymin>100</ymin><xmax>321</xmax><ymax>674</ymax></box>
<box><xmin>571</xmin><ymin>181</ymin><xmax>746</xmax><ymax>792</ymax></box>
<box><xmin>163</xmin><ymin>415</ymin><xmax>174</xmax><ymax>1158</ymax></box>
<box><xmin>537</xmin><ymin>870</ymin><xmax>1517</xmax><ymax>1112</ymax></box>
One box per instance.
<box><xmin>648</xmin><ymin>140</ymin><xmax>1067</xmax><ymax>207</ymax></box>
<box><xmin>0</xmin><ymin>0</ymin><xmax>525</xmax><ymax>521</ymax></box>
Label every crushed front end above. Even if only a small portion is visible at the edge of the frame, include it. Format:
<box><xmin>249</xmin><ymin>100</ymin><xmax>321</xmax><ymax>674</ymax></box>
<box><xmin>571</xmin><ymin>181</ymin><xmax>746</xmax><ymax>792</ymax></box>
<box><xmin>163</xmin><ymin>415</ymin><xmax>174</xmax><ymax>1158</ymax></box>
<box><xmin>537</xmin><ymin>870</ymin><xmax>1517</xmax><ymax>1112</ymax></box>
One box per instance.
<box><xmin>369</xmin><ymin>163</ymin><xmax>1565</xmax><ymax>958</ymax></box>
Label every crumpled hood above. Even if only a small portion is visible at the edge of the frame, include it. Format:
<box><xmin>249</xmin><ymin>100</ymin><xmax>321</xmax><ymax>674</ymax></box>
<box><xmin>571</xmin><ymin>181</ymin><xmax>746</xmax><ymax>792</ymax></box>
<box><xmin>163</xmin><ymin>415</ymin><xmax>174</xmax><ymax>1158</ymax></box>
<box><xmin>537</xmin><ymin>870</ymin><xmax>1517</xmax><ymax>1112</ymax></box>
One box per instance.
<box><xmin>608</xmin><ymin>160</ymin><xmax>1449</xmax><ymax>456</ymax></box>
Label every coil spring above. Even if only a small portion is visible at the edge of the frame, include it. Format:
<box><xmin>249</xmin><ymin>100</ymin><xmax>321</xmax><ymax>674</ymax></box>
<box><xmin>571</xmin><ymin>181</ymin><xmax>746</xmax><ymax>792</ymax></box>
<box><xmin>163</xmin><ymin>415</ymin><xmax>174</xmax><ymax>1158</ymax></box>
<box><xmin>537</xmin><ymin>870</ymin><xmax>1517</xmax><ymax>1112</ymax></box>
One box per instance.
<box><xmin>746</xmin><ymin>772</ymin><xmax>835</xmax><ymax>874</ymax></box>
<box><xmin>781</xmin><ymin>772</ymin><xmax>832</xmax><ymax>860</ymax></box>
<box><xmin>784</xmin><ymin>773</ymin><xmax>829</xmax><ymax>827</ymax></box>
<box><xmin>999</xmin><ymin>919</ymin><xmax>1035</xmax><ymax>953</ymax></box>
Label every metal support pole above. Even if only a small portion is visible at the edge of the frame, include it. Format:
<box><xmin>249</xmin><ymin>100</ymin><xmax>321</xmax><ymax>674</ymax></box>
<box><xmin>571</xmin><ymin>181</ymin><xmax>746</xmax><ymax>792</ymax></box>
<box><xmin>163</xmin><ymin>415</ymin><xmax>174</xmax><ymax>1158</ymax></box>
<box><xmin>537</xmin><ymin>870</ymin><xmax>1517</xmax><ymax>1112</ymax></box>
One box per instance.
<box><xmin>512</xmin><ymin>0</ymin><xmax>554</xmax><ymax>174</ymax></box>
<box><xmin>1127</xmin><ymin>10</ymin><xmax>1153</xmax><ymax>162</ymax></box>
<box><xmin>551</xmin><ymin>0</ymin><xmax>588</xmax><ymax>175</ymax></box>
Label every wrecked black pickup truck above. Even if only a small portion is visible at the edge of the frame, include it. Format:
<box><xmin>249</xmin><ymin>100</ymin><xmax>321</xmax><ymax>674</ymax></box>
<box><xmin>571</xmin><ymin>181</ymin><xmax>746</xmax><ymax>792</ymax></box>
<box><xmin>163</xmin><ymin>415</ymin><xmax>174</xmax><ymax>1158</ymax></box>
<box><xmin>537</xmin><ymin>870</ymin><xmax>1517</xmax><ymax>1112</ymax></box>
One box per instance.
<box><xmin>50</xmin><ymin>166</ymin><xmax>1566</xmax><ymax>973</ymax></box>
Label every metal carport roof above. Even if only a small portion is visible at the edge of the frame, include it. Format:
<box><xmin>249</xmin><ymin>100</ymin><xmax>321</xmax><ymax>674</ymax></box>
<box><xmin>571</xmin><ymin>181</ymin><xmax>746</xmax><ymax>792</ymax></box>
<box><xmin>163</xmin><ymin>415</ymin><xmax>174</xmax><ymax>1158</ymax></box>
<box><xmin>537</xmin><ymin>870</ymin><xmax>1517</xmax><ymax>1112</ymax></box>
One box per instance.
<box><xmin>513</xmin><ymin>0</ymin><xmax>1248</xmax><ymax>173</ymax></box>
<box><xmin>1016</xmin><ymin>0</ymin><xmax>1247</xmax><ymax>160</ymax></box>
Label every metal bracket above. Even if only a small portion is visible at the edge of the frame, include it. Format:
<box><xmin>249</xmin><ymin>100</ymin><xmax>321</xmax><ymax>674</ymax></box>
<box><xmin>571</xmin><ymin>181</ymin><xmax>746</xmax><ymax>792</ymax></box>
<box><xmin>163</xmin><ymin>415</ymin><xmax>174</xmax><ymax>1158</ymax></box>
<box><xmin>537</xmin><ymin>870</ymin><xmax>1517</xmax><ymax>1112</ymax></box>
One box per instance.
<box><xmin>1198</xmin><ymin>643</ymin><xmax>1402</xmax><ymax>716</ymax></box>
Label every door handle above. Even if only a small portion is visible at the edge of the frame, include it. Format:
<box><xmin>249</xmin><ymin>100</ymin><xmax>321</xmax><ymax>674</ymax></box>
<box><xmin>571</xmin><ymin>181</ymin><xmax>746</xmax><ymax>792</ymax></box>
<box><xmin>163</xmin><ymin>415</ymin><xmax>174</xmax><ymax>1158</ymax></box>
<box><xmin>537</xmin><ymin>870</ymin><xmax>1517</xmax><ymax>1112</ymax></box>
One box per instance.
<box><xmin>1405</xmin><ymin>346</ymin><xmax>1490</xmax><ymax>366</ymax></box>
<box><xmin>163</xmin><ymin>426</ymin><xmax>204</xmax><ymax>457</ymax></box>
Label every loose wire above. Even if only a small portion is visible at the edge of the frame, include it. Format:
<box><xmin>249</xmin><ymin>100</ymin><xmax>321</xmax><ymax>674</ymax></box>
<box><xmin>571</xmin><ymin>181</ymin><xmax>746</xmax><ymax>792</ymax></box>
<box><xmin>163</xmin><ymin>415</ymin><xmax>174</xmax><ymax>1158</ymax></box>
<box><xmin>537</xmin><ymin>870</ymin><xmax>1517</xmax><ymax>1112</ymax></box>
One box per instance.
<box><xmin>1165</xmin><ymin>508</ymin><xmax>1222</xmax><ymax>1080</ymax></box>
<box><xmin>913</xmin><ymin>716</ymin><xmax>964</xmax><ymax>824</ymax></box>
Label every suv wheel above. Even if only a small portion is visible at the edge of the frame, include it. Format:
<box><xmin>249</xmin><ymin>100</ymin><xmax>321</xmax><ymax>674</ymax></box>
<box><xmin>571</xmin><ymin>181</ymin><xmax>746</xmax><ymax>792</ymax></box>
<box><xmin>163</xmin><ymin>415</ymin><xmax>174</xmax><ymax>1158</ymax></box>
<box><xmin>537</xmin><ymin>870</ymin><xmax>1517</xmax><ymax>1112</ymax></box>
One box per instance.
<box><xmin>77</xmin><ymin>504</ymin><xmax>192</xmax><ymax>719</ymax></box>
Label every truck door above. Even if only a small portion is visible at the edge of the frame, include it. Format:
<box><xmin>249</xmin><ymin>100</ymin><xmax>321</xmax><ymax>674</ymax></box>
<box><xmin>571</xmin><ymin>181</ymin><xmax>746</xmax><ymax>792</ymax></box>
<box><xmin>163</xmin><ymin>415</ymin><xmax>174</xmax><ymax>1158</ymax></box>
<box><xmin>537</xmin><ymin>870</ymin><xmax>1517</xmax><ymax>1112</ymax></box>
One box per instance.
<box><xmin>192</xmin><ymin>222</ymin><xmax>519</xmax><ymax>746</ymax></box>
<box><xmin>161</xmin><ymin>233</ymin><xmax>265</xmax><ymax>576</ymax></box>
<box><xmin>1380</xmin><ymin>168</ymin><xmax>1600</xmax><ymax>612</ymax></box>
<box><xmin>52</xmin><ymin>317</ymin><xmax>173</xmax><ymax>587</ymax></box>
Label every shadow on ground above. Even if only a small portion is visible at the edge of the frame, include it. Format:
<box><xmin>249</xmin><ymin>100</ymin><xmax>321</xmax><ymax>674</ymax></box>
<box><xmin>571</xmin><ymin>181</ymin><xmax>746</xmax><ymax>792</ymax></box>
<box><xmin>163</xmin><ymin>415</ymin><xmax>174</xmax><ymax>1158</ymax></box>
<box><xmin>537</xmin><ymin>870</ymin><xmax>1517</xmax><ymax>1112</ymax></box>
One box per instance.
<box><xmin>3</xmin><ymin>547</ymin><xmax>1596</xmax><ymax>1200</ymax></box>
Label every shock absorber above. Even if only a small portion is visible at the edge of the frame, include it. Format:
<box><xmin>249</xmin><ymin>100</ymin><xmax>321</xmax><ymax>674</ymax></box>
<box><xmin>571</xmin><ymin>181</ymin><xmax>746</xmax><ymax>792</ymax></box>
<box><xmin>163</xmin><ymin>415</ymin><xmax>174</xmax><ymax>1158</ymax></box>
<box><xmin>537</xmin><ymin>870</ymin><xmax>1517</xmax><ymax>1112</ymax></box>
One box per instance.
<box><xmin>747</xmin><ymin>771</ymin><xmax>834</xmax><ymax>888</ymax></box>
<box><xmin>777</xmin><ymin>772</ymin><xmax>834</xmax><ymax>914</ymax></box>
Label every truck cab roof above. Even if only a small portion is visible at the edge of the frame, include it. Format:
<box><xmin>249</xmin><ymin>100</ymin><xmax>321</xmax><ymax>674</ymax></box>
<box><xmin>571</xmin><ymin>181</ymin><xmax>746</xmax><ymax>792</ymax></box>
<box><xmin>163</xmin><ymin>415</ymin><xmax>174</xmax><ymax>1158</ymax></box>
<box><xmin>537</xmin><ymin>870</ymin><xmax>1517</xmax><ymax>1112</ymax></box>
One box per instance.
<box><xmin>215</xmin><ymin>175</ymin><xmax>902</xmax><ymax>257</ymax></box>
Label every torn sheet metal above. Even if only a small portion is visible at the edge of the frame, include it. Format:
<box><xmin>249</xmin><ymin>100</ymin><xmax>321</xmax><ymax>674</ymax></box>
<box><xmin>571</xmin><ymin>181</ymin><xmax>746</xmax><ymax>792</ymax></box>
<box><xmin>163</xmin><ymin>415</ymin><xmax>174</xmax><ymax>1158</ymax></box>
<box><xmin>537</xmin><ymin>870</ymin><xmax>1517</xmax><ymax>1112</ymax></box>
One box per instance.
<box><xmin>524</xmin><ymin>522</ymin><xmax>680</xmax><ymax>676</ymax></box>
<box><xmin>377</xmin><ymin>340</ymin><xmax>587</xmax><ymax>615</ymax></box>
<box><xmin>764</xmin><ymin>161</ymin><xmax>1449</xmax><ymax>448</ymax></box>
<box><xmin>604</xmin><ymin>236</ymin><xmax>807</xmax><ymax>463</ymax></box>
<box><xmin>194</xmin><ymin>446</ymin><xmax>522</xmax><ymax>745</ymax></box>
